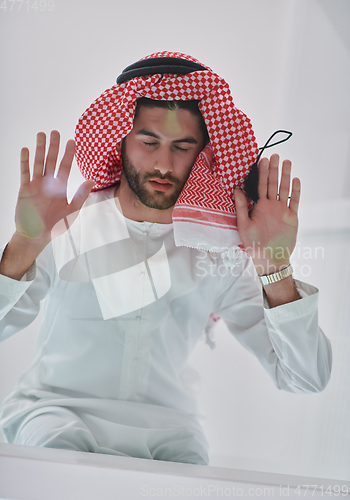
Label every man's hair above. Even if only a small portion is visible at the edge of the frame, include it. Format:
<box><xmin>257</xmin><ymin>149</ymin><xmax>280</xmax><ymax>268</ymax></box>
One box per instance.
<box><xmin>135</xmin><ymin>97</ymin><xmax>210</xmax><ymax>146</ymax></box>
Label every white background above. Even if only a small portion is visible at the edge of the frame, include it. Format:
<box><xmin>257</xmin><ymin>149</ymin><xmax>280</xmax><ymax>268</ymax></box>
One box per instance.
<box><xmin>0</xmin><ymin>0</ymin><xmax>349</xmax><ymax>481</ymax></box>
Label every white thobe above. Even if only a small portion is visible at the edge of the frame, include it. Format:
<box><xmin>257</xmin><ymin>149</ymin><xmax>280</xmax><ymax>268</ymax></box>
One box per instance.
<box><xmin>0</xmin><ymin>186</ymin><xmax>332</xmax><ymax>464</ymax></box>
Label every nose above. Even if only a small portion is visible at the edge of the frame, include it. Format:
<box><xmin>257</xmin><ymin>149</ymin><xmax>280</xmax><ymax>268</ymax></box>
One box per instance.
<box><xmin>153</xmin><ymin>147</ymin><xmax>173</xmax><ymax>175</ymax></box>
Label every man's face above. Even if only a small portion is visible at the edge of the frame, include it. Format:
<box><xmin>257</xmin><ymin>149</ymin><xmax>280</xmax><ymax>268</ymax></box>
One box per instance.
<box><xmin>119</xmin><ymin>105</ymin><xmax>205</xmax><ymax>211</ymax></box>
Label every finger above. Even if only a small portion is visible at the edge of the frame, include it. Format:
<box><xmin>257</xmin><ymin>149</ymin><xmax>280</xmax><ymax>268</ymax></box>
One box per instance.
<box><xmin>56</xmin><ymin>139</ymin><xmax>75</xmax><ymax>183</ymax></box>
<box><xmin>289</xmin><ymin>177</ymin><xmax>301</xmax><ymax>215</ymax></box>
<box><xmin>20</xmin><ymin>148</ymin><xmax>30</xmax><ymax>186</ymax></box>
<box><xmin>234</xmin><ymin>188</ymin><xmax>249</xmax><ymax>228</ymax></box>
<box><xmin>278</xmin><ymin>159</ymin><xmax>291</xmax><ymax>205</ymax></box>
<box><xmin>69</xmin><ymin>180</ymin><xmax>95</xmax><ymax>215</ymax></box>
<box><xmin>257</xmin><ymin>157</ymin><xmax>269</xmax><ymax>200</ymax></box>
<box><xmin>44</xmin><ymin>130</ymin><xmax>60</xmax><ymax>176</ymax></box>
<box><xmin>33</xmin><ymin>132</ymin><xmax>46</xmax><ymax>177</ymax></box>
<box><xmin>267</xmin><ymin>154</ymin><xmax>279</xmax><ymax>200</ymax></box>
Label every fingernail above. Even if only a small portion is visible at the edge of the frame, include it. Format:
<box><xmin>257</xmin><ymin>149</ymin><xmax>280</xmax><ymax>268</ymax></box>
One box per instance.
<box><xmin>37</xmin><ymin>134</ymin><xmax>45</xmax><ymax>145</ymax></box>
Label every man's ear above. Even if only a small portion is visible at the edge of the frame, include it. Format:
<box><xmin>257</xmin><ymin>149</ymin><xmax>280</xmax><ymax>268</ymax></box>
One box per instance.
<box><xmin>116</xmin><ymin>141</ymin><xmax>122</xmax><ymax>154</ymax></box>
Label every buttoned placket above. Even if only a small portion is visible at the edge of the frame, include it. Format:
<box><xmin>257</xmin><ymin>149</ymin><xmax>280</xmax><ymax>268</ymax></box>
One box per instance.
<box><xmin>118</xmin><ymin>223</ymin><xmax>154</xmax><ymax>401</ymax></box>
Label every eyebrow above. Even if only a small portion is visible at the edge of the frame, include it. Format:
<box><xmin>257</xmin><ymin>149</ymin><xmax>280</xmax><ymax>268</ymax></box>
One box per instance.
<box><xmin>136</xmin><ymin>129</ymin><xmax>198</xmax><ymax>144</ymax></box>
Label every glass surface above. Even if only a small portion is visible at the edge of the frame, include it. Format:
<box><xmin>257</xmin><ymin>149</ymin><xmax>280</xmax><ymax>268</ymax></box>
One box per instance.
<box><xmin>0</xmin><ymin>0</ymin><xmax>349</xmax><ymax>482</ymax></box>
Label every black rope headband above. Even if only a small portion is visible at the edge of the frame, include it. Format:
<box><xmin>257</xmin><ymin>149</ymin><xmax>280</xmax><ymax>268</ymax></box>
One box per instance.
<box><xmin>116</xmin><ymin>57</ymin><xmax>208</xmax><ymax>84</ymax></box>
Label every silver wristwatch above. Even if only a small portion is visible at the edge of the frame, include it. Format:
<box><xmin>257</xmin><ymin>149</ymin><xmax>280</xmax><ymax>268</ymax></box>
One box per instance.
<box><xmin>258</xmin><ymin>264</ymin><xmax>293</xmax><ymax>286</ymax></box>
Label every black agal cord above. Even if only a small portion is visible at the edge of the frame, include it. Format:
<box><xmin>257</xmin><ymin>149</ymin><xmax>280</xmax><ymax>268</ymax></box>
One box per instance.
<box><xmin>244</xmin><ymin>130</ymin><xmax>292</xmax><ymax>202</ymax></box>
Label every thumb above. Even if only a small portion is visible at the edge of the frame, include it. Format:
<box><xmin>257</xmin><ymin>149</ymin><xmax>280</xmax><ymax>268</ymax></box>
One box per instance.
<box><xmin>69</xmin><ymin>180</ymin><xmax>95</xmax><ymax>214</ymax></box>
<box><xmin>233</xmin><ymin>188</ymin><xmax>249</xmax><ymax>228</ymax></box>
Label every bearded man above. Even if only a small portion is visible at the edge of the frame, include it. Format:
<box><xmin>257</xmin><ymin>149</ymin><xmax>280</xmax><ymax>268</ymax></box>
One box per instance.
<box><xmin>0</xmin><ymin>52</ymin><xmax>332</xmax><ymax>465</ymax></box>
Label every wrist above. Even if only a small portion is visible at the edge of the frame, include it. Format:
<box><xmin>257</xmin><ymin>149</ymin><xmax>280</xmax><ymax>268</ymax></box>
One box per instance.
<box><xmin>252</xmin><ymin>259</ymin><xmax>291</xmax><ymax>277</ymax></box>
<box><xmin>12</xmin><ymin>230</ymin><xmax>50</xmax><ymax>251</ymax></box>
<box><xmin>0</xmin><ymin>232</ymin><xmax>47</xmax><ymax>281</ymax></box>
<box><xmin>262</xmin><ymin>274</ymin><xmax>301</xmax><ymax>308</ymax></box>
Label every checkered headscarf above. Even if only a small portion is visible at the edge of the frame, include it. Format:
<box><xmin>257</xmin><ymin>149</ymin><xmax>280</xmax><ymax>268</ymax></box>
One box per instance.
<box><xmin>75</xmin><ymin>51</ymin><xmax>259</xmax><ymax>255</ymax></box>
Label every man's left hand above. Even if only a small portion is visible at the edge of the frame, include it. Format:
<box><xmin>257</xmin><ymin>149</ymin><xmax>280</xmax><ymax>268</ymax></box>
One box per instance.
<box><xmin>233</xmin><ymin>154</ymin><xmax>301</xmax><ymax>276</ymax></box>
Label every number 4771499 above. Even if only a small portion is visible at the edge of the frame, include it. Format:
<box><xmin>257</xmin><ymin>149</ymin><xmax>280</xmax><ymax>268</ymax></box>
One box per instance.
<box><xmin>294</xmin><ymin>485</ymin><xmax>349</xmax><ymax>496</ymax></box>
<box><xmin>0</xmin><ymin>0</ymin><xmax>54</xmax><ymax>11</ymax></box>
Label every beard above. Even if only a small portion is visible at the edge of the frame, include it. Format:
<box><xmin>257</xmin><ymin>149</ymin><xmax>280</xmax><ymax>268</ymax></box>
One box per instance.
<box><xmin>120</xmin><ymin>141</ymin><xmax>188</xmax><ymax>210</ymax></box>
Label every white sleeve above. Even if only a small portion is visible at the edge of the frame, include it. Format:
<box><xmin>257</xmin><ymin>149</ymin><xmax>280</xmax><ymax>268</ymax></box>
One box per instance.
<box><xmin>212</xmin><ymin>253</ymin><xmax>332</xmax><ymax>394</ymax></box>
<box><xmin>0</xmin><ymin>243</ymin><xmax>53</xmax><ymax>342</ymax></box>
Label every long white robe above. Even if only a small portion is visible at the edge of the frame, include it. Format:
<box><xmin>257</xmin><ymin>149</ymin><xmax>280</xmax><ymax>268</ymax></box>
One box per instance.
<box><xmin>0</xmin><ymin>186</ymin><xmax>332</xmax><ymax>464</ymax></box>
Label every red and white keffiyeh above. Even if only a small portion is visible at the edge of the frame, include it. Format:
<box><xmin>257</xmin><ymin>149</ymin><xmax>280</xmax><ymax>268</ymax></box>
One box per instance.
<box><xmin>75</xmin><ymin>51</ymin><xmax>259</xmax><ymax>258</ymax></box>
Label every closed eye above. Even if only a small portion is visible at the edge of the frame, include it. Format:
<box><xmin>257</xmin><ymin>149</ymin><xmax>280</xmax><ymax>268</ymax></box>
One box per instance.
<box><xmin>144</xmin><ymin>142</ymin><xmax>188</xmax><ymax>152</ymax></box>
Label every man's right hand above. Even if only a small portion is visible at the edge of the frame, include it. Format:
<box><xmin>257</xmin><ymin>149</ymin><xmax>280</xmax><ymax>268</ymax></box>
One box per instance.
<box><xmin>15</xmin><ymin>130</ymin><xmax>95</xmax><ymax>244</ymax></box>
<box><xmin>0</xmin><ymin>131</ymin><xmax>95</xmax><ymax>281</ymax></box>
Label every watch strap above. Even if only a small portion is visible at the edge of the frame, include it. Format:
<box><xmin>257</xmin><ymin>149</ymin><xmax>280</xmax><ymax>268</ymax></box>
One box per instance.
<box><xmin>258</xmin><ymin>264</ymin><xmax>293</xmax><ymax>286</ymax></box>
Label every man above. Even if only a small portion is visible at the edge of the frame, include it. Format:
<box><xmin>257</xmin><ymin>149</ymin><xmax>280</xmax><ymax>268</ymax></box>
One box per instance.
<box><xmin>0</xmin><ymin>52</ymin><xmax>332</xmax><ymax>466</ymax></box>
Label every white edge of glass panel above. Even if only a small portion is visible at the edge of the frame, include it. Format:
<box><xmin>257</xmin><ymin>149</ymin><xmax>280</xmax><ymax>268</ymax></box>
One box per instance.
<box><xmin>0</xmin><ymin>443</ymin><xmax>349</xmax><ymax>500</ymax></box>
